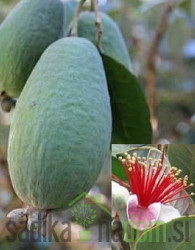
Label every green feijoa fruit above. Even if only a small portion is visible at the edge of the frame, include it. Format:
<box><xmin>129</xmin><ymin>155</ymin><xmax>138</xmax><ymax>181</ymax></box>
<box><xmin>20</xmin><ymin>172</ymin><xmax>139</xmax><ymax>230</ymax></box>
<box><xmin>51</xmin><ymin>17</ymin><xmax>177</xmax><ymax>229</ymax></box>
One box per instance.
<box><xmin>0</xmin><ymin>0</ymin><xmax>64</xmax><ymax>98</ymax></box>
<box><xmin>8</xmin><ymin>37</ymin><xmax>112</xmax><ymax>210</ymax></box>
<box><xmin>77</xmin><ymin>11</ymin><xmax>132</xmax><ymax>72</ymax></box>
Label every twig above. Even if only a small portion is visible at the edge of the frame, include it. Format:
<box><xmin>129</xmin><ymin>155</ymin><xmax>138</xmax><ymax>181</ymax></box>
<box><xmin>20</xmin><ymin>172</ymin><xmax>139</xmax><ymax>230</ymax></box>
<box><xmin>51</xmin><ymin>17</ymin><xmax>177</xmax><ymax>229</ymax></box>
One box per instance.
<box><xmin>91</xmin><ymin>0</ymin><xmax>103</xmax><ymax>52</ymax></box>
<box><xmin>145</xmin><ymin>0</ymin><xmax>175</xmax><ymax>138</ymax></box>
<box><xmin>70</xmin><ymin>0</ymin><xmax>86</xmax><ymax>37</ymax></box>
<box><xmin>71</xmin><ymin>0</ymin><xmax>102</xmax><ymax>51</ymax></box>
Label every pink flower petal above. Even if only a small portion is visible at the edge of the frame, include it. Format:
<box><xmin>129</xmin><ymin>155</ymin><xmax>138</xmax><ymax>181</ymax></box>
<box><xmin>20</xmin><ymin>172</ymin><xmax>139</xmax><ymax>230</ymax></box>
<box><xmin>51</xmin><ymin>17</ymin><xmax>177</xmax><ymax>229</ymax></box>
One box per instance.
<box><xmin>127</xmin><ymin>194</ymin><xmax>161</xmax><ymax>230</ymax></box>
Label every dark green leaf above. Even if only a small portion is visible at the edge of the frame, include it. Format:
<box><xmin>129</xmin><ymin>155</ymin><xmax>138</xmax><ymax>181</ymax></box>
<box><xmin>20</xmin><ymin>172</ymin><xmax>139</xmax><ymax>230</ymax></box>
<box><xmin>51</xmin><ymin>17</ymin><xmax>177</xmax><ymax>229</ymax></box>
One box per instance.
<box><xmin>102</xmin><ymin>54</ymin><xmax>152</xmax><ymax>143</ymax></box>
<box><xmin>168</xmin><ymin>144</ymin><xmax>195</xmax><ymax>202</ymax></box>
<box><xmin>112</xmin><ymin>156</ymin><xmax>127</xmax><ymax>181</ymax></box>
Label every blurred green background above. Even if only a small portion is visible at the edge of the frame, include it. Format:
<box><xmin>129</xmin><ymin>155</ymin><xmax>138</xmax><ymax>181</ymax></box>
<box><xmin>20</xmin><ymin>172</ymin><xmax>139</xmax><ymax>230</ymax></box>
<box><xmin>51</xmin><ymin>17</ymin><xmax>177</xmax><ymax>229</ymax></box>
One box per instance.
<box><xmin>99</xmin><ymin>0</ymin><xmax>195</xmax><ymax>143</ymax></box>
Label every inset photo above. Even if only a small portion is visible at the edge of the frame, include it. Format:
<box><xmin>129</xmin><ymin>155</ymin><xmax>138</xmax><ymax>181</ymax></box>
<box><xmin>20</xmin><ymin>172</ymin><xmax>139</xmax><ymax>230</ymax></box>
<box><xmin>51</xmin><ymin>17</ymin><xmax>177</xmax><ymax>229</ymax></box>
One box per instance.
<box><xmin>112</xmin><ymin>144</ymin><xmax>195</xmax><ymax>249</ymax></box>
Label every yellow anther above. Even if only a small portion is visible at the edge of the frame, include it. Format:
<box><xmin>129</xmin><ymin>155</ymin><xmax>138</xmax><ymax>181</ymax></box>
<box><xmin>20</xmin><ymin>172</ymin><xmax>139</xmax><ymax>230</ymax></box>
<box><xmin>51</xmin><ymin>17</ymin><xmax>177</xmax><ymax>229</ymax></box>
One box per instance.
<box><xmin>126</xmin><ymin>154</ymin><xmax>131</xmax><ymax>160</ymax></box>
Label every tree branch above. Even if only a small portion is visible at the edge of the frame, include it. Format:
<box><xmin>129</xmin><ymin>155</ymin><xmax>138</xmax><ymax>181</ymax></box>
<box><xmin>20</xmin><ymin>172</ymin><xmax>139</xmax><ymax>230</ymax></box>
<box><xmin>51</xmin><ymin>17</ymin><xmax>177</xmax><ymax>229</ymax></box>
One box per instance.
<box><xmin>70</xmin><ymin>0</ymin><xmax>86</xmax><ymax>37</ymax></box>
<box><xmin>145</xmin><ymin>0</ymin><xmax>175</xmax><ymax>138</ymax></box>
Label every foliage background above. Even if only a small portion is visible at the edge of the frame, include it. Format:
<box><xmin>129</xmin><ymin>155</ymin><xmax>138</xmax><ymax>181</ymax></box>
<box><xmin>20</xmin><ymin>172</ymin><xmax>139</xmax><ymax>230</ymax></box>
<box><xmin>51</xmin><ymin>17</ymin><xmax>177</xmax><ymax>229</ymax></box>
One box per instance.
<box><xmin>102</xmin><ymin>0</ymin><xmax>195</xmax><ymax>143</ymax></box>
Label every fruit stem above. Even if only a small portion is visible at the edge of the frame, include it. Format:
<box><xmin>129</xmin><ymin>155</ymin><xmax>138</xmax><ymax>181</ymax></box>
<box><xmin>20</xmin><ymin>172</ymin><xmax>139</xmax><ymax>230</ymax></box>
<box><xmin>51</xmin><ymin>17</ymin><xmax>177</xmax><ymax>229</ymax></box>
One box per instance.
<box><xmin>90</xmin><ymin>0</ymin><xmax>103</xmax><ymax>52</ymax></box>
<box><xmin>0</xmin><ymin>93</ymin><xmax>16</xmax><ymax>112</ymax></box>
<box><xmin>70</xmin><ymin>0</ymin><xmax>86</xmax><ymax>37</ymax></box>
<box><xmin>7</xmin><ymin>207</ymin><xmax>48</xmax><ymax>234</ymax></box>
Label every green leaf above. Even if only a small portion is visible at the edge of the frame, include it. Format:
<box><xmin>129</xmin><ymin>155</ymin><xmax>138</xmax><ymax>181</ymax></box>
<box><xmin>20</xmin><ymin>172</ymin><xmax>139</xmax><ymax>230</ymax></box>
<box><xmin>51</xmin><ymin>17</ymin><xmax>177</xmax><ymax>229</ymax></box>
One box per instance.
<box><xmin>112</xmin><ymin>156</ymin><xmax>127</xmax><ymax>181</ymax></box>
<box><xmin>168</xmin><ymin>144</ymin><xmax>195</xmax><ymax>202</ymax></box>
<box><xmin>91</xmin><ymin>214</ymin><xmax>97</xmax><ymax>219</ymax></box>
<box><xmin>179</xmin><ymin>0</ymin><xmax>192</xmax><ymax>14</ymax></box>
<box><xmin>0</xmin><ymin>0</ymin><xmax>18</xmax><ymax>5</ymax></box>
<box><xmin>102</xmin><ymin>54</ymin><xmax>152</xmax><ymax>143</ymax></box>
<box><xmin>135</xmin><ymin>215</ymin><xmax>195</xmax><ymax>250</ymax></box>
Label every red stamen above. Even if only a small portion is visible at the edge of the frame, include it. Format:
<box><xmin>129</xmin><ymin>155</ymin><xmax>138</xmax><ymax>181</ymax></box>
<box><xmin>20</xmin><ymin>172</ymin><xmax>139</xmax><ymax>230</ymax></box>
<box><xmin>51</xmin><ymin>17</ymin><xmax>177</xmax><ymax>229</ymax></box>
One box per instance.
<box><xmin>114</xmin><ymin>152</ymin><xmax>194</xmax><ymax>208</ymax></box>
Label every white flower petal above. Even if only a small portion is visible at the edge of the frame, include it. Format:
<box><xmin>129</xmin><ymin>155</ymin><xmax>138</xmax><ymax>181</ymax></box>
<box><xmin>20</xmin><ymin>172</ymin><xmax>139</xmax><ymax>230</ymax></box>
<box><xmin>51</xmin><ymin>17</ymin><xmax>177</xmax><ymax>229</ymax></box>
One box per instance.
<box><xmin>112</xmin><ymin>181</ymin><xmax>129</xmax><ymax>211</ymax></box>
<box><xmin>112</xmin><ymin>181</ymin><xmax>130</xmax><ymax>232</ymax></box>
<box><xmin>157</xmin><ymin>203</ymin><xmax>181</xmax><ymax>223</ymax></box>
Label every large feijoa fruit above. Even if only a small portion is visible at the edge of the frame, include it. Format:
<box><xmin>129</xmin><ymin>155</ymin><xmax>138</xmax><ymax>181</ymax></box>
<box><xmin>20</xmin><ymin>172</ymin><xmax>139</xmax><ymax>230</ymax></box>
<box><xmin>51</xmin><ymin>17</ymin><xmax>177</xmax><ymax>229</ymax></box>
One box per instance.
<box><xmin>77</xmin><ymin>11</ymin><xmax>132</xmax><ymax>71</ymax></box>
<box><xmin>8</xmin><ymin>37</ymin><xmax>112</xmax><ymax>210</ymax></box>
<box><xmin>0</xmin><ymin>0</ymin><xmax>64</xmax><ymax>98</ymax></box>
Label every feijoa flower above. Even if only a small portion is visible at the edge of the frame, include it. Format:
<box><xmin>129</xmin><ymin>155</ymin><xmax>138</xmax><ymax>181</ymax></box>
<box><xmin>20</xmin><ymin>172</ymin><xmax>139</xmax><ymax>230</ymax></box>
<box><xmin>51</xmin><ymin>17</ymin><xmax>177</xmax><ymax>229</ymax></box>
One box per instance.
<box><xmin>112</xmin><ymin>151</ymin><xmax>194</xmax><ymax>230</ymax></box>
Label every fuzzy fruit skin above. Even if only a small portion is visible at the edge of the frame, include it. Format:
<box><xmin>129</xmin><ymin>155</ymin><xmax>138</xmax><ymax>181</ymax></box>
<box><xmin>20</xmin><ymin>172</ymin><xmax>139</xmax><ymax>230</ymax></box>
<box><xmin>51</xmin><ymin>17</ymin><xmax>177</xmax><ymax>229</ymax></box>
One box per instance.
<box><xmin>0</xmin><ymin>0</ymin><xmax>64</xmax><ymax>98</ymax></box>
<box><xmin>78</xmin><ymin>11</ymin><xmax>132</xmax><ymax>71</ymax></box>
<box><xmin>8</xmin><ymin>37</ymin><xmax>112</xmax><ymax>210</ymax></box>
